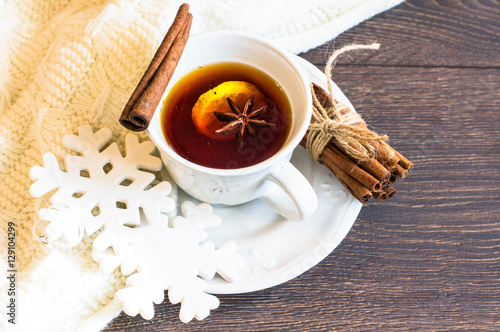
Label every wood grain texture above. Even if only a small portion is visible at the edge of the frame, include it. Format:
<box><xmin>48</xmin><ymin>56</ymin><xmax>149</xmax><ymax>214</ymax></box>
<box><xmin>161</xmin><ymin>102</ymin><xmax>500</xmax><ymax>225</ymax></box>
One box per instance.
<box><xmin>301</xmin><ymin>0</ymin><xmax>500</xmax><ymax>68</ymax></box>
<box><xmin>106</xmin><ymin>0</ymin><xmax>500</xmax><ymax>330</ymax></box>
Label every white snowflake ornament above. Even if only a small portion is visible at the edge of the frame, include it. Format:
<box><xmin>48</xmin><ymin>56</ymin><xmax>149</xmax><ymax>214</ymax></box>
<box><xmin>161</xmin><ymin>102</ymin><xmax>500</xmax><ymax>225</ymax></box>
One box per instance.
<box><xmin>29</xmin><ymin>125</ymin><xmax>176</xmax><ymax>253</ymax></box>
<box><xmin>94</xmin><ymin>201</ymin><xmax>245</xmax><ymax>323</ymax></box>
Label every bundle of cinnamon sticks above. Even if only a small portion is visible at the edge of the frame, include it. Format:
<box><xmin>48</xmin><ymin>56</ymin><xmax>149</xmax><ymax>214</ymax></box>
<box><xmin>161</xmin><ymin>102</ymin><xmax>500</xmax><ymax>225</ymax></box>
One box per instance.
<box><xmin>120</xmin><ymin>3</ymin><xmax>192</xmax><ymax>132</ymax></box>
<box><xmin>301</xmin><ymin>83</ymin><xmax>413</xmax><ymax>203</ymax></box>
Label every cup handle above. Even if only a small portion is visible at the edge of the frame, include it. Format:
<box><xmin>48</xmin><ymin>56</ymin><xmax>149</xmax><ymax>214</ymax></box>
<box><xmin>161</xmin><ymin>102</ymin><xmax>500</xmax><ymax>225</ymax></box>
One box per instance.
<box><xmin>260</xmin><ymin>160</ymin><xmax>318</xmax><ymax>220</ymax></box>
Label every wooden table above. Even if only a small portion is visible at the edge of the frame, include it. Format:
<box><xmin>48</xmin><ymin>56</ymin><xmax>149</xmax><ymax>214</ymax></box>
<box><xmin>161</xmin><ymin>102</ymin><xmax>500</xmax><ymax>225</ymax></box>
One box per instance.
<box><xmin>106</xmin><ymin>1</ymin><xmax>500</xmax><ymax>330</ymax></box>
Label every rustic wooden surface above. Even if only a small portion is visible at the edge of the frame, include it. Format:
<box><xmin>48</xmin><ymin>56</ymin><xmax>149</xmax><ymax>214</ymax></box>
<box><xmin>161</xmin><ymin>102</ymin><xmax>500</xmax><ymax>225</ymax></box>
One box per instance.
<box><xmin>106</xmin><ymin>0</ymin><xmax>500</xmax><ymax>330</ymax></box>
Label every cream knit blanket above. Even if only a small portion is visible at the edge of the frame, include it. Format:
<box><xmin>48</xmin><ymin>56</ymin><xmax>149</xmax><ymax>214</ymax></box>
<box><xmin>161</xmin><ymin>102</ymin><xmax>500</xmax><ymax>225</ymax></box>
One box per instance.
<box><xmin>0</xmin><ymin>0</ymin><xmax>403</xmax><ymax>330</ymax></box>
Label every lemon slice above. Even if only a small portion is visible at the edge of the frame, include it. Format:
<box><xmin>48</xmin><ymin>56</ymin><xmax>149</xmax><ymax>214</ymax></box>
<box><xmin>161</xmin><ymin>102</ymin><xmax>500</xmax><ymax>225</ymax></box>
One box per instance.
<box><xmin>192</xmin><ymin>81</ymin><xmax>265</xmax><ymax>139</ymax></box>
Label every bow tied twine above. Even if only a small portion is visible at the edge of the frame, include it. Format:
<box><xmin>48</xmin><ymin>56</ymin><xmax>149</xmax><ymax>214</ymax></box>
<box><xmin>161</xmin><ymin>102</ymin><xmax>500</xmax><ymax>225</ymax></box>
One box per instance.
<box><xmin>305</xmin><ymin>43</ymin><xmax>392</xmax><ymax>163</ymax></box>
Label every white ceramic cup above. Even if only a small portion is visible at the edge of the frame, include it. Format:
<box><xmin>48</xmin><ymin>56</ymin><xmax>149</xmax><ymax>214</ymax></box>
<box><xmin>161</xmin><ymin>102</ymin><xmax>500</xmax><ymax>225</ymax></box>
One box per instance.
<box><xmin>147</xmin><ymin>31</ymin><xmax>317</xmax><ymax>220</ymax></box>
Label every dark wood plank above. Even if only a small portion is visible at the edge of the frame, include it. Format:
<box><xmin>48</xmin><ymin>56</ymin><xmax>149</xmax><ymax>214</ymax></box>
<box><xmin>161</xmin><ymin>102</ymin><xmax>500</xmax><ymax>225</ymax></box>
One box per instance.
<box><xmin>106</xmin><ymin>62</ymin><xmax>500</xmax><ymax>331</ymax></box>
<box><xmin>301</xmin><ymin>0</ymin><xmax>500</xmax><ymax>68</ymax></box>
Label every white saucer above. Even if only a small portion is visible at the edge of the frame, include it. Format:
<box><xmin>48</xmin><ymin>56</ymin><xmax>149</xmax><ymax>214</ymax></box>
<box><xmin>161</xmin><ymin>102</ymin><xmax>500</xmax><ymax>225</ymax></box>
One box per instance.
<box><xmin>179</xmin><ymin>56</ymin><xmax>362</xmax><ymax>294</ymax></box>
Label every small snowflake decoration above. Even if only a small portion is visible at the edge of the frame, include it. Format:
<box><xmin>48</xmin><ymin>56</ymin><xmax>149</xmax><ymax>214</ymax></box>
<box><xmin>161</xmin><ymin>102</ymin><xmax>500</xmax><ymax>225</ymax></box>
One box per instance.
<box><xmin>29</xmin><ymin>125</ymin><xmax>245</xmax><ymax>323</ymax></box>
<box><xmin>94</xmin><ymin>201</ymin><xmax>244</xmax><ymax>322</ymax></box>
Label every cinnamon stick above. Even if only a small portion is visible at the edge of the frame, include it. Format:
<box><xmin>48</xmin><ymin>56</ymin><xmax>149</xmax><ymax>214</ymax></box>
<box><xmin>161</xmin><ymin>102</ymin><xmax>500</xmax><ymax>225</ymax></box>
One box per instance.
<box><xmin>383</xmin><ymin>186</ymin><xmax>396</xmax><ymax>198</ymax></box>
<box><xmin>373</xmin><ymin>190</ymin><xmax>388</xmax><ymax>201</ymax></box>
<box><xmin>301</xmin><ymin>136</ymin><xmax>382</xmax><ymax>193</ymax></box>
<box><xmin>312</xmin><ymin>83</ymin><xmax>363</xmax><ymax>126</ymax></box>
<box><xmin>393</xmin><ymin>163</ymin><xmax>409</xmax><ymax>178</ymax></box>
<box><xmin>322</xmin><ymin>157</ymin><xmax>372</xmax><ymax>203</ymax></box>
<box><xmin>325</xmin><ymin>144</ymin><xmax>382</xmax><ymax>192</ymax></box>
<box><xmin>300</xmin><ymin>137</ymin><xmax>372</xmax><ymax>202</ymax></box>
<box><xmin>331</xmin><ymin>139</ymin><xmax>391</xmax><ymax>185</ymax></box>
<box><xmin>373</xmin><ymin>141</ymin><xmax>399</xmax><ymax>172</ymax></box>
<box><xmin>388</xmin><ymin>173</ymin><xmax>399</xmax><ymax>186</ymax></box>
<box><xmin>390</xmin><ymin>146</ymin><xmax>413</xmax><ymax>173</ymax></box>
<box><xmin>119</xmin><ymin>4</ymin><xmax>192</xmax><ymax>131</ymax></box>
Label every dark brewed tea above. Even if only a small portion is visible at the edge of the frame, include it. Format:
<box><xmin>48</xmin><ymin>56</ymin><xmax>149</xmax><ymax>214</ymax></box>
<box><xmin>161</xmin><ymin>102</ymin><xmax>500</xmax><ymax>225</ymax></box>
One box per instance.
<box><xmin>161</xmin><ymin>62</ymin><xmax>291</xmax><ymax>169</ymax></box>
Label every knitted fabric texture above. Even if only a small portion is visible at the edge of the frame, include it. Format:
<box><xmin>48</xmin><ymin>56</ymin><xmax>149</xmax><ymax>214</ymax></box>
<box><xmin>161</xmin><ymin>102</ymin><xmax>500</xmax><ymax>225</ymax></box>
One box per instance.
<box><xmin>0</xmin><ymin>0</ymin><xmax>403</xmax><ymax>330</ymax></box>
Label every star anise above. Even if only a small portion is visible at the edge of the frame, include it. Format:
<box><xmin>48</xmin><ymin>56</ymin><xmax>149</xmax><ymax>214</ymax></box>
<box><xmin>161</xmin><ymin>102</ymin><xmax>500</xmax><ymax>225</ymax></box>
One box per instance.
<box><xmin>214</xmin><ymin>94</ymin><xmax>275</xmax><ymax>147</ymax></box>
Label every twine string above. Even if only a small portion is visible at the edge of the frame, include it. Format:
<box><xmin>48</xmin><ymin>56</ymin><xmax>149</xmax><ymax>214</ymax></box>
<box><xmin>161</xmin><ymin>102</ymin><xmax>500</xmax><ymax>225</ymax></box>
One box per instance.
<box><xmin>306</xmin><ymin>43</ymin><xmax>391</xmax><ymax>163</ymax></box>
